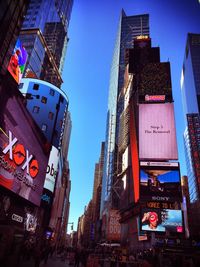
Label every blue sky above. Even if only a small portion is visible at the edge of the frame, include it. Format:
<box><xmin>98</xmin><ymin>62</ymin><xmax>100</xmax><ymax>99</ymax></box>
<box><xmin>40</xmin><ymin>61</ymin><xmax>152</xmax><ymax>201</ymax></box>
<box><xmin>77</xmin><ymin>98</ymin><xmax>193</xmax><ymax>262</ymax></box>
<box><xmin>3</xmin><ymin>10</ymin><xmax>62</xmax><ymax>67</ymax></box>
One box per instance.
<box><xmin>62</xmin><ymin>0</ymin><xmax>200</xmax><ymax>232</ymax></box>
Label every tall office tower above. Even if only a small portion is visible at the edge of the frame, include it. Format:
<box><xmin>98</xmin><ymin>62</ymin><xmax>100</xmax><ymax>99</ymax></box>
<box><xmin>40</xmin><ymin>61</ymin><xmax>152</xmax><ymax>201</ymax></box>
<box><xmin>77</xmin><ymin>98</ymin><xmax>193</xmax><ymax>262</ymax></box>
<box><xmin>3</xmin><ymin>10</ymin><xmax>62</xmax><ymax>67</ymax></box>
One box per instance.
<box><xmin>101</xmin><ymin>11</ymin><xmax>149</xmax><ymax>215</ymax></box>
<box><xmin>20</xmin><ymin>0</ymin><xmax>73</xmax><ymax>86</ymax></box>
<box><xmin>181</xmin><ymin>33</ymin><xmax>200</xmax><ymax>238</ymax></box>
<box><xmin>118</xmin><ymin>35</ymin><xmax>183</xmax><ymax>249</ymax></box>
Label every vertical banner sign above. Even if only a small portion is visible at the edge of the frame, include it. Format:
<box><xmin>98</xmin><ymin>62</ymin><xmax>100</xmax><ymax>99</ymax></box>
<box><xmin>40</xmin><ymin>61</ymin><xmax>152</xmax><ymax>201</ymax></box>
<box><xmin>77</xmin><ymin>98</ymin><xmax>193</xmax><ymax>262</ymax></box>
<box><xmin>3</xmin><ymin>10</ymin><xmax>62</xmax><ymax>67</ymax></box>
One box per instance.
<box><xmin>107</xmin><ymin>210</ymin><xmax>121</xmax><ymax>241</ymax></box>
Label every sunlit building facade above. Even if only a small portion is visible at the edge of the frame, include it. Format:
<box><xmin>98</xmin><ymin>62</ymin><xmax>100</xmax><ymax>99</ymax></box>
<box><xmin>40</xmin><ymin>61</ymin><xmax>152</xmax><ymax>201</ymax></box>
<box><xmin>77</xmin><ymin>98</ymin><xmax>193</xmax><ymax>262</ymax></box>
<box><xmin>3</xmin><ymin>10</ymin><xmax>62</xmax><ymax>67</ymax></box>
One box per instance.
<box><xmin>101</xmin><ymin>11</ymin><xmax>149</xmax><ymax>215</ymax></box>
<box><xmin>20</xmin><ymin>0</ymin><xmax>73</xmax><ymax>87</ymax></box>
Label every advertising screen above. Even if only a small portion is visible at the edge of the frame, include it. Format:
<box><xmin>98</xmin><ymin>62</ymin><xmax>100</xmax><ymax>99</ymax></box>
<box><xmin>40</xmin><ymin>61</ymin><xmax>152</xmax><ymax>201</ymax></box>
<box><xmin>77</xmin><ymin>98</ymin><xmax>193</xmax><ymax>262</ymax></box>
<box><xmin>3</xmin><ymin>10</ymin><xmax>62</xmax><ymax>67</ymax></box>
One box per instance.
<box><xmin>141</xmin><ymin>208</ymin><xmax>183</xmax><ymax>233</ymax></box>
<box><xmin>44</xmin><ymin>146</ymin><xmax>59</xmax><ymax>193</ymax></box>
<box><xmin>140</xmin><ymin>165</ymin><xmax>181</xmax><ymax>202</ymax></box>
<box><xmin>7</xmin><ymin>38</ymin><xmax>28</xmax><ymax>84</ymax></box>
<box><xmin>0</xmin><ymin>91</ymin><xmax>48</xmax><ymax>206</ymax></box>
<box><xmin>139</xmin><ymin>103</ymin><xmax>178</xmax><ymax>160</ymax></box>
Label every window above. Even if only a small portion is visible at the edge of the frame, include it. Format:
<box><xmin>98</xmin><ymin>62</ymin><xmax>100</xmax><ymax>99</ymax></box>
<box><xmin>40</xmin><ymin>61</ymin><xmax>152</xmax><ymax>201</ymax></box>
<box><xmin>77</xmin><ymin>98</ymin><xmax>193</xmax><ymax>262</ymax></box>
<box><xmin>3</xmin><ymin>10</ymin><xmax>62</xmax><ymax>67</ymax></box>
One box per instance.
<box><xmin>60</xmin><ymin>95</ymin><xmax>64</xmax><ymax>103</ymax></box>
<box><xmin>49</xmin><ymin>89</ymin><xmax>55</xmax><ymax>96</ymax></box>
<box><xmin>41</xmin><ymin>124</ymin><xmax>47</xmax><ymax>132</ymax></box>
<box><xmin>33</xmin><ymin>83</ymin><xmax>39</xmax><ymax>90</ymax></box>
<box><xmin>18</xmin><ymin>83</ymin><xmax>24</xmax><ymax>89</ymax></box>
<box><xmin>48</xmin><ymin>112</ymin><xmax>54</xmax><ymax>120</ymax></box>
<box><xmin>41</xmin><ymin>96</ymin><xmax>47</xmax><ymax>104</ymax></box>
<box><xmin>33</xmin><ymin>106</ymin><xmax>40</xmax><ymax>113</ymax></box>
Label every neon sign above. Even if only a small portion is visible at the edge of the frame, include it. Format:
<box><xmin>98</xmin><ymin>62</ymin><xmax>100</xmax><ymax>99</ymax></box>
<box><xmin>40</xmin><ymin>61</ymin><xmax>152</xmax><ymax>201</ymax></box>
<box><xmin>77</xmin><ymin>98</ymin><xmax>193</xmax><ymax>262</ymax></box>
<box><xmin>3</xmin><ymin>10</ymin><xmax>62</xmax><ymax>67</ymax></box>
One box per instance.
<box><xmin>2</xmin><ymin>131</ymin><xmax>39</xmax><ymax>178</ymax></box>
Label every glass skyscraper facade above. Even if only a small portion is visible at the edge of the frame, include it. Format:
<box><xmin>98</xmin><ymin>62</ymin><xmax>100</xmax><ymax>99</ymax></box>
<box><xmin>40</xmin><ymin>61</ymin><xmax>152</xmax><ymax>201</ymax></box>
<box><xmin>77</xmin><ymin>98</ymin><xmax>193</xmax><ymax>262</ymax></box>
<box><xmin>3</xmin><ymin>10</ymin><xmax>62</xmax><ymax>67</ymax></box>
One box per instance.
<box><xmin>20</xmin><ymin>0</ymin><xmax>73</xmax><ymax>87</ymax></box>
<box><xmin>181</xmin><ymin>33</ymin><xmax>200</xmax><ymax>200</ymax></box>
<box><xmin>181</xmin><ymin>33</ymin><xmax>200</xmax><ymax>237</ymax></box>
<box><xmin>101</xmin><ymin>11</ymin><xmax>149</xmax><ymax>215</ymax></box>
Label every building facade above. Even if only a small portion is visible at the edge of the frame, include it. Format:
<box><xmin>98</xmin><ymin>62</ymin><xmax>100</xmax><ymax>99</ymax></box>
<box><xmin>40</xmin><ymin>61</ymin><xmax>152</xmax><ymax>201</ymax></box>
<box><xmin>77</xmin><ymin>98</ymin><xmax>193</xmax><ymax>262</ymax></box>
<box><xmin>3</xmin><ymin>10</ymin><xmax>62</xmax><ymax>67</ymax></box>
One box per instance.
<box><xmin>117</xmin><ymin>34</ymin><xmax>183</xmax><ymax>250</ymax></box>
<box><xmin>101</xmin><ymin>11</ymin><xmax>149</xmax><ymax>215</ymax></box>
<box><xmin>181</xmin><ymin>33</ymin><xmax>200</xmax><ymax>238</ymax></box>
<box><xmin>20</xmin><ymin>0</ymin><xmax>73</xmax><ymax>87</ymax></box>
<box><xmin>0</xmin><ymin>0</ymin><xmax>29</xmax><ymax>76</ymax></box>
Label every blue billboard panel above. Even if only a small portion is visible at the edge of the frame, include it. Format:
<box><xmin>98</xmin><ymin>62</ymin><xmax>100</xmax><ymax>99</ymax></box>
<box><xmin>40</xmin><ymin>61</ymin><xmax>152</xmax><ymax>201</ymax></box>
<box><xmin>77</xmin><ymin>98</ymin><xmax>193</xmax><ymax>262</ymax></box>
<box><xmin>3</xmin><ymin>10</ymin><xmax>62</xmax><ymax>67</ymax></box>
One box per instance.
<box><xmin>141</xmin><ymin>208</ymin><xmax>183</xmax><ymax>233</ymax></box>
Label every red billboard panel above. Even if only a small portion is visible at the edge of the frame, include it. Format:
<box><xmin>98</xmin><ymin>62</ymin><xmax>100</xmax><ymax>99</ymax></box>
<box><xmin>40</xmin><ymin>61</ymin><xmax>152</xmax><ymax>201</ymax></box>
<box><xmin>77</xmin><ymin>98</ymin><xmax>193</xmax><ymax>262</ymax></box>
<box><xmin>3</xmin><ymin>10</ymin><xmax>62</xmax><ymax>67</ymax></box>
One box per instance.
<box><xmin>130</xmin><ymin>102</ymin><xmax>139</xmax><ymax>202</ymax></box>
<box><xmin>107</xmin><ymin>210</ymin><xmax>121</xmax><ymax>241</ymax></box>
<box><xmin>139</xmin><ymin>103</ymin><xmax>178</xmax><ymax>160</ymax></box>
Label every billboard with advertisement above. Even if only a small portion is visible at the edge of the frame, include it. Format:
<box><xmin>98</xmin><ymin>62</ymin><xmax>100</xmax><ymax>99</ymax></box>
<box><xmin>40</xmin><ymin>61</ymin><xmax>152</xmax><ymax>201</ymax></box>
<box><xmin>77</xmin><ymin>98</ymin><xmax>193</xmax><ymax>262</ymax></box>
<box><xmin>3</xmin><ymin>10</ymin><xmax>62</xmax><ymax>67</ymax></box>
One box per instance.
<box><xmin>44</xmin><ymin>146</ymin><xmax>59</xmax><ymax>193</ymax></box>
<box><xmin>7</xmin><ymin>38</ymin><xmax>28</xmax><ymax>84</ymax></box>
<box><xmin>140</xmin><ymin>164</ymin><xmax>182</xmax><ymax>202</ymax></box>
<box><xmin>139</xmin><ymin>103</ymin><xmax>178</xmax><ymax>160</ymax></box>
<box><xmin>140</xmin><ymin>208</ymin><xmax>183</xmax><ymax>233</ymax></box>
<box><xmin>107</xmin><ymin>210</ymin><xmax>121</xmax><ymax>241</ymax></box>
<box><xmin>0</xmin><ymin>90</ymin><xmax>49</xmax><ymax>206</ymax></box>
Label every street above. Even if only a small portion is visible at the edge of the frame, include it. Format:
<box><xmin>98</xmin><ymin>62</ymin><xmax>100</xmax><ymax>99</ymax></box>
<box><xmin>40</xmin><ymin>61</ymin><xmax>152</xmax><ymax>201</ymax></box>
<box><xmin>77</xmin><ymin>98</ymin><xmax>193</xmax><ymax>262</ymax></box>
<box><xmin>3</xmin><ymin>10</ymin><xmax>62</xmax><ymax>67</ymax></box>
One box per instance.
<box><xmin>19</xmin><ymin>255</ymin><xmax>72</xmax><ymax>267</ymax></box>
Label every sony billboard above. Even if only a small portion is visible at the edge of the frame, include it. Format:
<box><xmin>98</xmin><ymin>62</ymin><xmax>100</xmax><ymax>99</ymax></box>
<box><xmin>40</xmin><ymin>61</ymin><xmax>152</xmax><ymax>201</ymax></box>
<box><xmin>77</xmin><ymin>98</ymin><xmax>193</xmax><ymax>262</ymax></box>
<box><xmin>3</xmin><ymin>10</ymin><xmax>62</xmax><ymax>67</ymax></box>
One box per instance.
<box><xmin>139</xmin><ymin>103</ymin><xmax>178</xmax><ymax>160</ymax></box>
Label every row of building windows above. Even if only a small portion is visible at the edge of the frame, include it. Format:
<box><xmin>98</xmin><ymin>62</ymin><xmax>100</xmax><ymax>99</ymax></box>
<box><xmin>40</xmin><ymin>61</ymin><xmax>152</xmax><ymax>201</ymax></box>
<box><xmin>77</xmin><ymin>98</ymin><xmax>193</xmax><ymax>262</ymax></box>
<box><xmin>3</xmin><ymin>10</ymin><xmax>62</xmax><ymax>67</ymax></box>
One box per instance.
<box><xmin>33</xmin><ymin>106</ymin><xmax>53</xmax><ymax>118</ymax></box>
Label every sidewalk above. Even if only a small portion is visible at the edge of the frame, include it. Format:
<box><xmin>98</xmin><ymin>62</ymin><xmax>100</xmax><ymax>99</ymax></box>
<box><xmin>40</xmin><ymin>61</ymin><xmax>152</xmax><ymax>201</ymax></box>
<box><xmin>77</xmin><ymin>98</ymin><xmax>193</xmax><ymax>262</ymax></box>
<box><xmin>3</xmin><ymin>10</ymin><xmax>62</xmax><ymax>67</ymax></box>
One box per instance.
<box><xmin>19</xmin><ymin>255</ymin><xmax>70</xmax><ymax>267</ymax></box>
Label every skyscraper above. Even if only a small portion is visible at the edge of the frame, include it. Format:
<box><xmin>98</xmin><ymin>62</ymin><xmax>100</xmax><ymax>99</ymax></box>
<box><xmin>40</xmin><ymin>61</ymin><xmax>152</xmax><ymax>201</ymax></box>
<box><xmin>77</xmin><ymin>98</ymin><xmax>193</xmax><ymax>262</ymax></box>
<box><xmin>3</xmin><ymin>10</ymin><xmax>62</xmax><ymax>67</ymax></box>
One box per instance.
<box><xmin>181</xmin><ymin>33</ymin><xmax>200</xmax><ymax>237</ymax></box>
<box><xmin>20</xmin><ymin>0</ymin><xmax>73</xmax><ymax>87</ymax></box>
<box><xmin>101</xmin><ymin>11</ymin><xmax>149</xmax><ymax>215</ymax></box>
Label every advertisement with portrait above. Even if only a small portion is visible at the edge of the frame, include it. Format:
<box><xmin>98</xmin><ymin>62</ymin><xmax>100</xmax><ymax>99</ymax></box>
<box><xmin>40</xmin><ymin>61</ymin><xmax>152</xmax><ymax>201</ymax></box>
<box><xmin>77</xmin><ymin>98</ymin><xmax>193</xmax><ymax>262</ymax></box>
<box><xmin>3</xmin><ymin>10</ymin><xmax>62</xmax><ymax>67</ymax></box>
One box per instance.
<box><xmin>140</xmin><ymin>208</ymin><xmax>183</xmax><ymax>233</ymax></box>
<box><xmin>7</xmin><ymin>38</ymin><xmax>28</xmax><ymax>84</ymax></box>
<box><xmin>140</xmin><ymin>164</ymin><xmax>182</xmax><ymax>202</ymax></box>
<box><xmin>107</xmin><ymin>209</ymin><xmax>121</xmax><ymax>241</ymax></box>
<box><xmin>0</xmin><ymin>90</ymin><xmax>49</xmax><ymax>206</ymax></box>
<box><xmin>139</xmin><ymin>103</ymin><xmax>178</xmax><ymax>160</ymax></box>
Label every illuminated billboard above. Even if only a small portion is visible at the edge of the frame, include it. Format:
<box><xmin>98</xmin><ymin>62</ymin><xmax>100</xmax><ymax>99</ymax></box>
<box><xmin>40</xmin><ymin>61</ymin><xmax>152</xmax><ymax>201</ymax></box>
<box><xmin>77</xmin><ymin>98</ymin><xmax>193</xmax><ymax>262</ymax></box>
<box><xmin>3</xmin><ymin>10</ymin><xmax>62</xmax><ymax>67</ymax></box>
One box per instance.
<box><xmin>140</xmin><ymin>165</ymin><xmax>182</xmax><ymax>202</ymax></box>
<box><xmin>0</xmin><ymin>91</ymin><xmax>48</xmax><ymax>206</ymax></box>
<box><xmin>44</xmin><ymin>146</ymin><xmax>59</xmax><ymax>193</ymax></box>
<box><xmin>145</xmin><ymin>95</ymin><xmax>165</xmax><ymax>102</ymax></box>
<box><xmin>8</xmin><ymin>38</ymin><xmax>28</xmax><ymax>84</ymax></box>
<box><xmin>139</xmin><ymin>103</ymin><xmax>178</xmax><ymax>160</ymax></box>
<box><xmin>141</xmin><ymin>208</ymin><xmax>183</xmax><ymax>233</ymax></box>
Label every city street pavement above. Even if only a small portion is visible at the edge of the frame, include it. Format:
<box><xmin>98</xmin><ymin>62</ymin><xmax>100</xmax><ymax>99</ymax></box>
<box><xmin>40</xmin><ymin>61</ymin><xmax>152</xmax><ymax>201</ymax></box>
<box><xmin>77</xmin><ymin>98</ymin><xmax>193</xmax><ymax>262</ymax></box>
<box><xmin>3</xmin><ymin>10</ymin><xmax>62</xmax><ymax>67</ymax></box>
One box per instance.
<box><xmin>20</xmin><ymin>256</ymin><xmax>72</xmax><ymax>267</ymax></box>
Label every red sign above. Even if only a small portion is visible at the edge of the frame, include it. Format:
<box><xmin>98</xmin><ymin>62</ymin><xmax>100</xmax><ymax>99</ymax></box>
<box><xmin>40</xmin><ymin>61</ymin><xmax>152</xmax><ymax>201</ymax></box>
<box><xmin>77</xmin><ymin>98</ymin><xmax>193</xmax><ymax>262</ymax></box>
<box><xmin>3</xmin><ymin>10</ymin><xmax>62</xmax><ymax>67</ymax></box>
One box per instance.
<box><xmin>107</xmin><ymin>210</ymin><xmax>121</xmax><ymax>241</ymax></box>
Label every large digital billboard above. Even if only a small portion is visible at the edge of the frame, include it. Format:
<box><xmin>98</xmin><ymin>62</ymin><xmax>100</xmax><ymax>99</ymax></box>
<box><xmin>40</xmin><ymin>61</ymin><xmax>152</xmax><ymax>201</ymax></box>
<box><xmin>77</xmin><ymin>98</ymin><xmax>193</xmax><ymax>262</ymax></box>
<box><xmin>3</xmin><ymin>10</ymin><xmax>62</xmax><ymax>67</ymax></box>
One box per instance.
<box><xmin>44</xmin><ymin>146</ymin><xmax>59</xmax><ymax>193</ymax></box>
<box><xmin>140</xmin><ymin>165</ymin><xmax>182</xmax><ymax>202</ymax></box>
<box><xmin>139</xmin><ymin>103</ymin><xmax>178</xmax><ymax>160</ymax></box>
<box><xmin>7</xmin><ymin>38</ymin><xmax>28</xmax><ymax>84</ymax></box>
<box><xmin>0</xmin><ymin>91</ymin><xmax>48</xmax><ymax>206</ymax></box>
<box><xmin>140</xmin><ymin>208</ymin><xmax>183</xmax><ymax>233</ymax></box>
